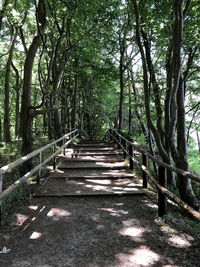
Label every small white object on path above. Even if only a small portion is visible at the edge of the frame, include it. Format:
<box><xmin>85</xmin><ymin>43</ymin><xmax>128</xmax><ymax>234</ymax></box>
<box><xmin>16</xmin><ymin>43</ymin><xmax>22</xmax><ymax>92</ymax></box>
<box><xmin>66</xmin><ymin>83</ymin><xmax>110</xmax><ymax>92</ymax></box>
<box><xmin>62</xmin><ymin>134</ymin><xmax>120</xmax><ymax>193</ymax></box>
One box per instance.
<box><xmin>0</xmin><ymin>247</ymin><xmax>10</xmax><ymax>254</ymax></box>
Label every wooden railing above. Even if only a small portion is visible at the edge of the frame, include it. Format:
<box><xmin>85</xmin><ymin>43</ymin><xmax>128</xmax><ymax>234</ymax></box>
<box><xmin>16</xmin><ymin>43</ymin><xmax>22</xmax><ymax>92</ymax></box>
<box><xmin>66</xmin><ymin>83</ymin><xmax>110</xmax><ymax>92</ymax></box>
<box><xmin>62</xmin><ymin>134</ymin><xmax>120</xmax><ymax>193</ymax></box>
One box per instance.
<box><xmin>0</xmin><ymin>129</ymin><xmax>79</xmax><ymax>223</ymax></box>
<box><xmin>106</xmin><ymin>128</ymin><xmax>200</xmax><ymax>221</ymax></box>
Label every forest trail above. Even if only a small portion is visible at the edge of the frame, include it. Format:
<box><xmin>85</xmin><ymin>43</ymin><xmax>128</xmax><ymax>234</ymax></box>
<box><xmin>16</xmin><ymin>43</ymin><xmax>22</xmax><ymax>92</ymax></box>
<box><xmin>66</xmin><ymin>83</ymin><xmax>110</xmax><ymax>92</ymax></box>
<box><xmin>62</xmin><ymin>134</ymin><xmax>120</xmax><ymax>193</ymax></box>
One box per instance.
<box><xmin>0</xmin><ymin>141</ymin><xmax>199</xmax><ymax>267</ymax></box>
<box><xmin>36</xmin><ymin>141</ymin><xmax>145</xmax><ymax>197</ymax></box>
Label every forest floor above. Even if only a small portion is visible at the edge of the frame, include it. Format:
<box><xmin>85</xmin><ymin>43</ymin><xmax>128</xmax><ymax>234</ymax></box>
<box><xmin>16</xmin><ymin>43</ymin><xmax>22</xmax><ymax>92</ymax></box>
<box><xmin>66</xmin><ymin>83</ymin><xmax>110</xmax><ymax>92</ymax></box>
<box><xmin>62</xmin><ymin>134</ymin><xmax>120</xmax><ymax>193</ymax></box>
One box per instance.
<box><xmin>0</xmin><ymin>194</ymin><xmax>200</xmax><ymax>267</ymax></box>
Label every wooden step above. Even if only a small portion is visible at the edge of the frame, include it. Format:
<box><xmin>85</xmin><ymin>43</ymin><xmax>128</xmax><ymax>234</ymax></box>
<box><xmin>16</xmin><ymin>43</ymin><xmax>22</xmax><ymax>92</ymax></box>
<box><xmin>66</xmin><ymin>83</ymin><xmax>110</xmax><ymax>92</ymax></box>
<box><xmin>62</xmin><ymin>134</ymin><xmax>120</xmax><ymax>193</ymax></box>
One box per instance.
<box><xmin>51</xmin><ymin>175</ymin><xmax>134</xmax><ymax>179</ymax></box>
<box><xmin>35</xmin><ymin>177</ymin><xmax>144</xmax><ymax>197</ymax></box>
<box><xmin>58</xmin><ymin>155</ymin><xmax>124</xmax><ymax>162</ymax></box>
<box><xmin>58</xmin><ymin>161</ymin><xmax>128</xmax><ymax>169</ymax></box>
<box><xmin>73</xmin><ymin>147</ymin><xmax>116</xmax><ymax>151</ymax></box>
<box><xmin>72</xmin><ymin>151</ymin><xmax>123</xmax><ymax>156</ymax></box>
<box><xmin>58</xmin><ymin>166</ymin><xmax>128</xmax><ymax>170</ymax></box>
<box><xmin>34</xmin><ymin>191</ymin><xmax>145</xmax><ymax>198</ymax></box>
<box><xmin>51</xmin><ymin>169</ymin><xmax>133</xmax><ymax>178</ymax></box>
<box><xmin>58</xmin><ymin>158</ymin><xmax>124</xmax><ymax>163</ymax></box>
<box><xmin>79</xmin><ymin>140</ymin><xmax>105</xmax><ymax>144</ymax></box>
<box><xmin>76</xmin><ymin>143</ymin><xmax>114</xmax><ymax>147</ymax></box>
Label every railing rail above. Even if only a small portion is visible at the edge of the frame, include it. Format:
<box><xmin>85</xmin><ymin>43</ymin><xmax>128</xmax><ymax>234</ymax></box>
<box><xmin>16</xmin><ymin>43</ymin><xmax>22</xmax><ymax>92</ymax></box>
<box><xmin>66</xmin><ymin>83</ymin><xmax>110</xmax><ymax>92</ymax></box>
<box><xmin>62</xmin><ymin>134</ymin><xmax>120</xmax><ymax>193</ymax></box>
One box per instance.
<box><xmin>108</xmin><ymin>128</ymin><xmax>200</xmax><ymax>183</ymax></box>
<box><xmin>106</xmin><ymin>128</ymin><xmax>200</xmax><ymax>221</ymax></box>
<box><xmin>0</xmin><ymin>129</ymin><xmax>79</xmax><ymax>223</ymax></box>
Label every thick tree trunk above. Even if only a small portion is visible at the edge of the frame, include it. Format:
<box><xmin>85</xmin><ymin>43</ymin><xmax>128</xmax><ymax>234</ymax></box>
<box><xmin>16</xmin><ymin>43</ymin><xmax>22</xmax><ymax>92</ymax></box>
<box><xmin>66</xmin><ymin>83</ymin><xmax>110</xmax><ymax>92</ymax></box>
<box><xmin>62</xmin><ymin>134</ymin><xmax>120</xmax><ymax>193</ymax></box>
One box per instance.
<box><xmin>175</xmin><ymin>76</ymin><xmax>199</xmax><ymax>210</ymax></box>
<box><xmin>20</xmin><ymin>35</ymin><xmax>41</xmax><ymax>155</ymax></box>
<box><xmin>20</xmin><ymin>0</ymin><xmax>46</xmax><ymax>158</ymax></box>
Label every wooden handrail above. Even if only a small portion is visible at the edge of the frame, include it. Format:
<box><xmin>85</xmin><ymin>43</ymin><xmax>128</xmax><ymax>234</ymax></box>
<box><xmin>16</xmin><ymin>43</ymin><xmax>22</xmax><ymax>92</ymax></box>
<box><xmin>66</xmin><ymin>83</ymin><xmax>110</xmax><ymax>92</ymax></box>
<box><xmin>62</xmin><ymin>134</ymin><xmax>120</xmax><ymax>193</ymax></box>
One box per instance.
<box><xmin>0</xmin><ymin>133</ymin><xmax>79</xmax><ymax>201</ymax></box>
<box><xmin>109</xmin><ymin>128</ymin><xmax>200</xmax><ymax>183</ymax></box>
<box><xmin>0</xmin><ymin>130</ymin><xmax>79</xmax><ymax>224</ymax></box>
<box><xmin>0</xmin><ymin>129</ymin><xmax>78</xmax><ymax>175</ymax></box>
<box><xmin>107</xmin><ymin>128</ymin><xmax>200</xmax><ymax>221</ymax></box>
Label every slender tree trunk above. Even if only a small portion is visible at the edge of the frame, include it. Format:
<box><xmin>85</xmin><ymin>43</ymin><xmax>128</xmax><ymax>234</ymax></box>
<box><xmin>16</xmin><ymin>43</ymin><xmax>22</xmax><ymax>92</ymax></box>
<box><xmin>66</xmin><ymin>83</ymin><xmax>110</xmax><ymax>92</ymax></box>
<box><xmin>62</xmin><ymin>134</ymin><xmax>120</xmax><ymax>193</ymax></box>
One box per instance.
<box><xmin>71</xmin><ymin>73</ymin><xmax>78</xmax><ymax>129</ymax></box>
<box><xmin>71</xmin><ymin>55</ymin><xmax>79</xmax><ymax>129</ymax></box>
<box><xmin>196</xmin><ymin>128</ymin><xmax>200</xmax><ymax>156</ymax></box>
<box><xmin>3</xmin><ymin>28</ymin><xmax>18</xmax><ymax>143</ymax></box>
<box><xmin>132</xmin><ymin>0</ymin><xmax>177</xmax><ymax>188</ymax></box>
<box><xmin>52</xmin><ymin>71</ymin><xmax>64</xmax><ymax>139</ymax></box>
<box><xmin>11</xmin><ymin>61</ymin><xmax>20</xmax><ymax>138</ymax></box>
<box><xmin>118</xmin><ymin>50</ymin><xmax>124</xmax><ymax>130</ymax></box>
<box><xmin>128</xmin><ymin>84</ymin><xmax>132</xmax><ymax>133</ymax></box>
<box><xmin>46</xmin><ymin>96</ymin><xmax>54</xmax><ymax>140</ymax></box>
<box><xmin>0</xmin><ymin>117</ymin><xmax>2</xmax><ymax>142</ymax></box>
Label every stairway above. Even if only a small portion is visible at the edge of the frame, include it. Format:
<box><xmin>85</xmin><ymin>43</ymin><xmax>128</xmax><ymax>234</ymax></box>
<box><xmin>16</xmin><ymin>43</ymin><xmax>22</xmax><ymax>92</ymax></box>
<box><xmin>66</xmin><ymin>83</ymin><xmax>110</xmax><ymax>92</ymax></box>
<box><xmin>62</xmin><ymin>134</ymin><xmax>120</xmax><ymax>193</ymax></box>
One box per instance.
<box><xmin>36</xmin><ymin>140</ymin><xmax>145</xmax><ymax>197</ymax></box>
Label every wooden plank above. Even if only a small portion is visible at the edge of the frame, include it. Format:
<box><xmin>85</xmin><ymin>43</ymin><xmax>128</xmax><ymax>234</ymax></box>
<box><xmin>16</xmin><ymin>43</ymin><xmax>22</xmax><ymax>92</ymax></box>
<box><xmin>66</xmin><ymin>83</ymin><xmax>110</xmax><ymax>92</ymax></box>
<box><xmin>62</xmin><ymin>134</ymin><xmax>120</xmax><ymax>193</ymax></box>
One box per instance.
<box><xmin>59</xmin><ymin>159</ymin><xmax>124</xmax><ymax>163</ymax></box>
<box><xmin>75</xmin><ymin>143</ymin><xmax>114</xmax><ymax>147</ymax></box>
<box><xmin>140</xmin><ymin>164</ymin><xmax>200</xmax><ymax>221</ymax></box>
<box><xmin>142</xmin><ymin>153</ymin><xmax>148</xmax><ymax>188</ymax></box>
<box><xmin>109</xmin><ymin>128</ymin><xmax>200</xmax><ymax>183</ymax></box>
<box><xmin>0</xmin><ymin>134</ymin><xmax>79</xmax><ymax>201</ymax></box>
<box><xmin>158</xmin><ymin>166</ymin><xmax>167</xmax><ymax>217</ymax></box>
<box><xmin>0</xmin><ymin>129</ymin><xmax>78</xmax><ymax>175</ymax></box>
<box><xmin>74</xmin><ymin>152</ymin><xmax>123</xmax><ymax>156</ymax></box>
<box><xmin>34</xmin><ymin>191</ymin><xmax>146</xmax><ymax>198</ymax></box>
<box><xmin>50</xmin><ymin>175</ymin><xmax>134</xmax><ymax>179</ymax></box>
<box><xmin>58</xmin><ymin>166</ymin><xmax>128</xmax><ymax>170</ymax></box>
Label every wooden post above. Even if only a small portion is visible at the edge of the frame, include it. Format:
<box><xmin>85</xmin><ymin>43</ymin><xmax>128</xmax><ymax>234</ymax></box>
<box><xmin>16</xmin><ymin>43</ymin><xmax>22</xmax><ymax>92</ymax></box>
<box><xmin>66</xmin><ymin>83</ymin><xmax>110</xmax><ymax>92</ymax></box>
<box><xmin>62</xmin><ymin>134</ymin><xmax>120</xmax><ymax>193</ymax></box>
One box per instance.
<box><xmin>129</xmin><ymin>144</ymin><xmax>134</xmax><ymax>170</ymax></box>
<box><xmin>110</xmin><ymin>132</ymin><xmax>113</xmax><ymax>142</ymax></box>
<box><xmin>37</xmin><ymin>152</ymin><xmax>42</xmax><ymax>184</ymax></box>
<box><xmin>158</xmin><ymin>166</ymin><xmax>167</xmax><ymax>217</ymax></box>
<box><xmin>123</xmin><ymin>139</ymin><xmax>126</xmax><ymax>158</ymax></box>
<box><xmin>53</xmin><ymin>144</ymin><xmax>56</xmax><ymax>170</ymax></box>
<box><xmin>63</xmin><ymin>138</ymin><xmax>66</xmax><ymax>155</ymax></box>
<box><xmin>112</xmin><ymin>130</ymin><xmax>115</xmax><ymax>141</ymax></box>
<box><xmin>142</xmin><ymin>153</ymin><xmax>148</xmax><ymax>188</ymax></box>
<box><xmin>118</xmin><ymin>136</ymin><xmax>121</xmax><ymax>149</ymax></box>
<box><xmin>104</xmin><ymin>133</ymin><xmax>107</xmax><ymax>141</ymax></box>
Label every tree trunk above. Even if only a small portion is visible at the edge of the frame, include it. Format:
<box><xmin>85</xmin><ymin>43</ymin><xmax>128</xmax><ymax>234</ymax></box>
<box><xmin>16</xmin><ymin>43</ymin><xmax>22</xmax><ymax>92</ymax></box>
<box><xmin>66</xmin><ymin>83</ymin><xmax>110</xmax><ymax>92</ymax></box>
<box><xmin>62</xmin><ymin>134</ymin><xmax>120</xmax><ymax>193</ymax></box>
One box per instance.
<box><xmin>20</xmin><ymin>35</ymin><xmax>41</xmax><ymax>155</ymax></box>
<box><xmin>196</xmin><ymin>128</ymin><xmax>200</xmax><ymax>156</ymax></box>
<box><xmin>118</xmin><ymin>50</ymin><xmax>124</xmax><ymax>130</ymax></box>
<box><xmin>0</xmin><ymin>117</ymin><xmax>2</xmax><ymax>142</ymax></box>
<box><xmin>71</xmin><ymin>55</ymin><xmax>79</xmax><ymax>129</ymax></box>
<box><xmin>175</xmin><ymin>76</ymin><xmax>199</xmax><ymax>210</ymax></box>
<box><xmin>11</xmin><ymin>61</ymin><xmax>20</xmax><ymax>138</ymax></box>
<box><xmin>52</xmin><ymin>73</ymin><xmax>63</xmax><ymax>139</ymax></box>
<box><xmin>3</xmin><ymin>28</ymin><xmax>18</xmax><ymax>143</ymax></box>
<box><xmin>20</xmin><ymin>0</ymin><xmax>46</xmax><ymax>158</ymax></box>
<box><xmin>128</xmin><ymin>84</ymin><xmax>132</xmax><ymax>133</ymax></box>
<box><xmin>0</xmin><ymin>0</ymin><xmax>9</xmax><ymax>32</ymax></box>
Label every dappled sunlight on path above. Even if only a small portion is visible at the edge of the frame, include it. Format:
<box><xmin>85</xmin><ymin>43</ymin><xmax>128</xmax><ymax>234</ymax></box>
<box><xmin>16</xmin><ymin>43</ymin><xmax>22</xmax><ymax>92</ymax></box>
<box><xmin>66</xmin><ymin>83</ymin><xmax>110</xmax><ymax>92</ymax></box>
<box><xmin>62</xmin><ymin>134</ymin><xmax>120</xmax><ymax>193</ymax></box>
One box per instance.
<box><xmin>0</xmin><ymin>196</ymin><xmax>199</xmax><ymax>267</ymax></box>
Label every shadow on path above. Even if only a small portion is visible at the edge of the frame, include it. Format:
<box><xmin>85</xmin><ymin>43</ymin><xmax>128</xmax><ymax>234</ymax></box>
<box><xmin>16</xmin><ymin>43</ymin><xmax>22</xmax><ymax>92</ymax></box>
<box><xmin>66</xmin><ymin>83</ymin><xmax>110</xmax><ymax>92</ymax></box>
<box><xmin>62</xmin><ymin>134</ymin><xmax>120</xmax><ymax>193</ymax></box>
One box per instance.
<box><xmin>0</xmin><ymin>195</ymin><xmax>199</xmax><ymax>267</ymax></box>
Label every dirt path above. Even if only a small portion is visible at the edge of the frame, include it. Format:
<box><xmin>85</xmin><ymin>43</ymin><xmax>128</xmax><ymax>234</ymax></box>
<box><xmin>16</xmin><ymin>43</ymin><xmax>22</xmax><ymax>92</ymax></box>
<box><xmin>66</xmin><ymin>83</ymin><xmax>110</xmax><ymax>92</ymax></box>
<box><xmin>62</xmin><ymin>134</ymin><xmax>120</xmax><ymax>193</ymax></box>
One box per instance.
<box><xmin>0</xmin><ymin>195</ymin><xmax>199</xmax><ymax>267</ymax></box>
<box><xmin>0</xmin><ymin>141</ymin><xmax>199</xmax><ymax>266</ymax></box>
